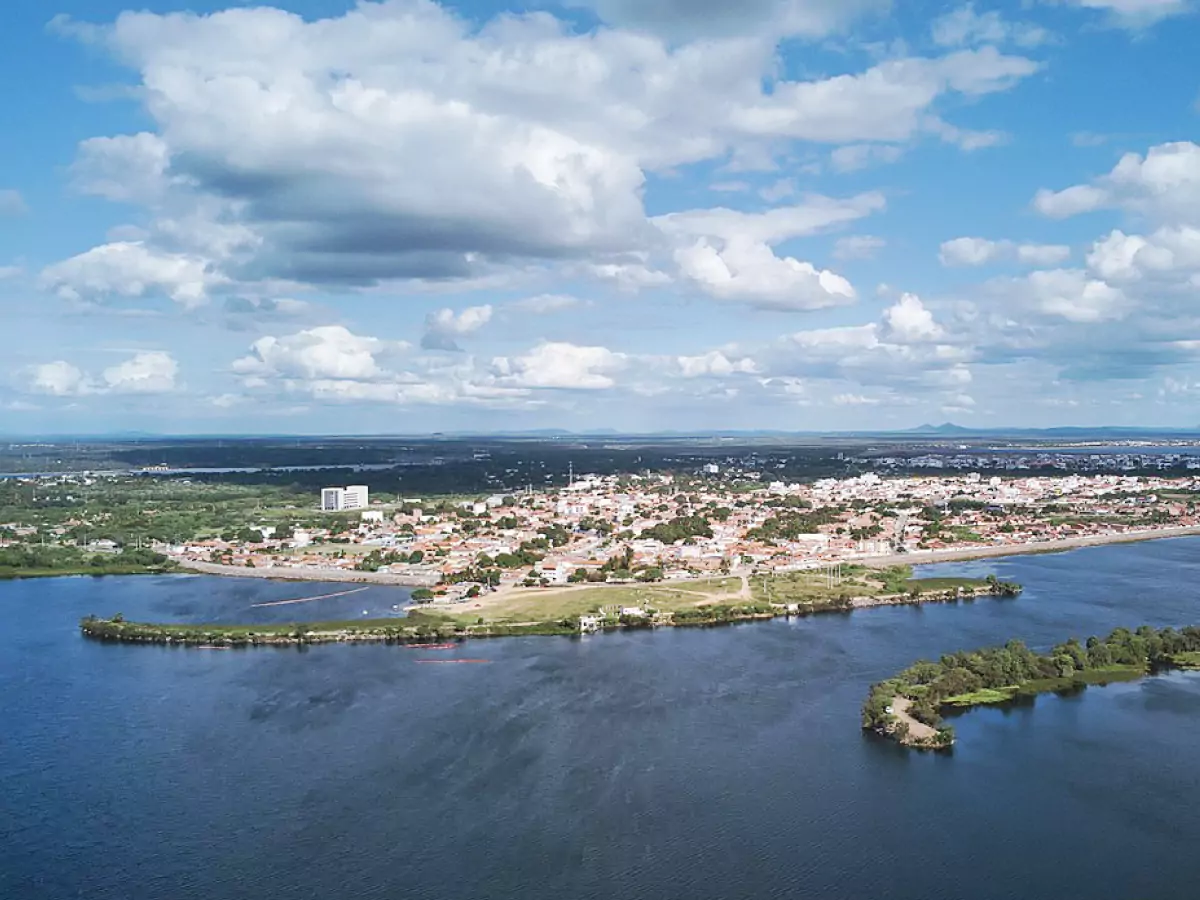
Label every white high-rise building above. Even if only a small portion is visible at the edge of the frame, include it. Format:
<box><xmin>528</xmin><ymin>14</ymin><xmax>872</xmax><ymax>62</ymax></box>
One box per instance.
<box><xmin>321</xmin><ymin>485</ymin><xmax>370</xmax><ymax>511</ymax></box>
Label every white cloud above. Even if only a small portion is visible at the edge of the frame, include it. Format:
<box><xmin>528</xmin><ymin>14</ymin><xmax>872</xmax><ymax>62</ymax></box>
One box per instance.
<box><xmin>39</xmin><ymin>241</ymin><xmax>219</xmax><ymax>308</ymax></box>
<box><xmin>1086</xmin><ymin>227</ymin><xmax>1200</xmax><ymax>281</ymax></box>
<box><xmin>26</xmin><ymin>361</ymin><xmax>91</xmax><ymax>397</ymax></box>
<box><xmin>49</xmin><ymin>4</ymin><xmax>1039</xmax><ymax>295</ymax></box>
<box><xmin>25</xmin><ymin>352</ymin><xmax>179</xmax><ymax>397</ymax></box>
<box><xmin>71</xmin><ymin>133</ymin><xmax>177</xmax><ymax>203</ymax></box>
<box><xmin>421</xmin><ymin>305</ymin><xmax>494</xmax><ymax>351</ymax></box>
<box><xmin>655</xmin><ymin>194</ymin><xmax>882</xmax><ymax>309</ymax></box>
<box><xmin>491</xmin><ymin>342</ymin><xmax>626</xmax><ymax>390</ymax></box>
<box><xmin>0</xmin><ymin>190</ymin><xmax>28</xmax><ymax>216</ymax></box>
<box><xmin>882</xmin><ymin>293</ymin><xmax>945</xmax><ymax>343</ymax></box>
<box><xmin>1022</xmin><ymin>269</ymin><xmax>1130</xmax><ymax>322</ymax></box>
<box><xmin>675</xmin><ymin>351</ymin><xmax>759</xmax><ymax>378</ymax></box>
<box><xmin>233</xmin><ymin>326</ymin><xmax>398</xmax><ymax>382</ymax></box>
<box><xmin>940</xmin><ymin>237</ymin><xmax>1071</xmax><ymax>267</ymax></box>
<box><xmin>833</xmin><ymin>235</ymin><xmax>886</xmax><ymax>260</ymax></box>
<box><xmin>1034</xmin><ymin>142</ymin><xmax>1200</xmax><ymax>222</ymax></box>
<box><xmin>932</xmin><ymin>4</ymin><xmax>1052</xmax><ymax>48</ymax></box>
<box><xmin>102</xmin><ymin>351</ymin><xmax>179</xmax><ymax>394</ymax></box>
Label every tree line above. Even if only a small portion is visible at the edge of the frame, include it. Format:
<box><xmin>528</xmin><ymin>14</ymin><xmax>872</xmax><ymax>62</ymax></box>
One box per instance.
<box><xmin>863</xmin><ymin>624</ymin><xmax>1200</xmax><ymax>747</ymax></box>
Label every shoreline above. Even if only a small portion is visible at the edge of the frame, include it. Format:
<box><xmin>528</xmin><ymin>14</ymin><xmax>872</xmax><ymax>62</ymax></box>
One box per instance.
<box><xmin>857</xmin><ymin>525</ymin><xmax>1200</xmax><ymax>569</ymax></box>
<box><xmin>175</xmin><ymin>559</ymin><xmax>440</xmax><ymax>587</ymax></box>
<box><xmin>863</xmin><ymin>625</ymin><xmax>1200</xmax><ymax>750</ymax></box>
<box><xmin>78</xmin><ymin>582</ymin><xmax>1020</xmax><ymax>648</ymax></box>
<box><xmin>163</xmin><ymin>526</ymin><xmax>1200</xmax><ymax>589</ymax></box>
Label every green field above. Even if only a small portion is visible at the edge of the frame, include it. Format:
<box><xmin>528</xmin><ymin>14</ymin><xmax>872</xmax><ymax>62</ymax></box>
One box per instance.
<box><xmin>750</xmin><ymin>565</ymin><xmax>991</xmax><ymax>605</ymax></box>
<box><xmin>430</xmin><ymin>577</ymin><xmax>743</xmax><ymax>625</ymax></box>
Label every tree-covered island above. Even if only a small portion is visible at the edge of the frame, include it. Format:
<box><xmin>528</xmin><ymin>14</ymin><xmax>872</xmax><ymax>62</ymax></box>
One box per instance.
<box><xmin>863</xmin><ymin>625</ymin><xmax>1200</xmax><ymax>750</ymax></box>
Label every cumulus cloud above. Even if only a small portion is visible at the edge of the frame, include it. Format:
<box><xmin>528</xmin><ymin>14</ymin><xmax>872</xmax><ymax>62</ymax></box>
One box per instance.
<box><xmin>939</xmin><ymin>237</ymin><xmax>1071</xmax><ymax>267</ymax></box>
<box><xmin>1018</xmin><ymin>269</ymin><xmax>1130</xmax><ymax>323</ymax></box>
<box><xmin>655</xmin><ymin>194</ymin><xmax>882</xmax><ymax>309</ymax></box>
<box><xmin>26</xmin><ymin>361</ymin><xmax>91</xmax><ymax>397</ymax></box>
<box><xmin>421</xmin><ymin>305</ymin><xmax>494</xmax><ymax>351</ymax></box>
<box><xmin>25</xmin><ymin>352</ymin><xmax>179</xmax><ymax>396</ymax></box>
<box><xmin>491</xmin><ymin>342</ymin><xmax>626</xmax><ymax>390</ymax></box>
<box><xmin>39</xmin><ymin>241</ymin><xmax>220</xmax><ymax>308</ymax></box>
<box><xmin>1034</xmin><ymin>142</ymin><xmax>1200</xmax><ymax>222</ymax></box>
<box><xmin>233</xmin><ymin>326</ymin><xmax>400</xmax><ymax>382</ymax></box>
<box><xmin>882</xmin><ymin>293</ymin><xmax>945</xmax><ymax>343</ymax></box>
<box><xmin>102</xmin><ymin>351</ymin><xmax>180</xmax><ymax>394</ymax></box>
<box><xmin>1086</xmin><ymin>227</ymin><xmax>1200</xmax><ymax>281</ymax></box>
<box><xmin>45</xmin><ymin>3</ymin><xmax>1039</xmax><ymax>297</ymax></box>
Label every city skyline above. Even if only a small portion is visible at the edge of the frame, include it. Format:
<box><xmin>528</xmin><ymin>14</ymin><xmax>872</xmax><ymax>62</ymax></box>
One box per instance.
<box><xmin>2</xmin><ymin>0</ymin><xmax>1200</xmax><ymax>434</ymax></box>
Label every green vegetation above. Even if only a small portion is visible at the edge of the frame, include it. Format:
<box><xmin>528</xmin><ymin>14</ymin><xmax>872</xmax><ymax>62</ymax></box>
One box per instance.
<box><xmin>863</xmin><ymin>624</ymin><xmax>1200</xmax><ymax>749</ymax></box>
<box><xmin>639</xmin><ymin>515</ymin><xmax>713</xmax><ymax>544</ymax></box>
<box><xmin>752</xmin><ymin>565</ymin><xmax>1019</xmax><ymax>608</ymax></box>
<box><xmin>0</xmin><ymin>546</ymin><xmax>175</xmax><ymax>579</ymax></box>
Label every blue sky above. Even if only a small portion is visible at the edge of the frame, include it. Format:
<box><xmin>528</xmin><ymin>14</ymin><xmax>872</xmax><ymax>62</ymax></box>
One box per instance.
<box><xmin>1</xmin><ymin>0</ymin><xmax>1199</xmax><ymax>434</ymax></box>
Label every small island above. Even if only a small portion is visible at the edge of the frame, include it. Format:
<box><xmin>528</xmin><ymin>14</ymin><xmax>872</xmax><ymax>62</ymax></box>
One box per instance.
<box><xmin>863</xmin><ymin>624</ymin><xmax>1200</xmax><ymax>750</ymax></box>
<box><xmin>79</xmin><ymin>567</ymin><xmax>1022</xmax><ymax>648</ymax></box>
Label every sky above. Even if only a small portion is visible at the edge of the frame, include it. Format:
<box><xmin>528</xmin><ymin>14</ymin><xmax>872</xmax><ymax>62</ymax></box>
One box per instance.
<box><xmin>1</xmin><ymin>0</ymin><xmax>1199</xmax><ymax>435</ymax></box>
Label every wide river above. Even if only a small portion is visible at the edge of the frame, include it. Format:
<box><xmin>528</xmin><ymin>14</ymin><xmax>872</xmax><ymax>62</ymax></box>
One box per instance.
<box><xmin>4</xmin><ymin>539</ymin><xmax>1200</xmax><ymax>900</ymax></box>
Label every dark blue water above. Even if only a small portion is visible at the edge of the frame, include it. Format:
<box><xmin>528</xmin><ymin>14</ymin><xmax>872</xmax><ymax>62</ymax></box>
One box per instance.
<box><xmin>4</xmin><ymin>542</ymin><xmax>1200</xmax><ymax>900</ymax></box>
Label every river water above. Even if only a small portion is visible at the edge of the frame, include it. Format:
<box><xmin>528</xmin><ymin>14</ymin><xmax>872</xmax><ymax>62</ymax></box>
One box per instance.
<box><xmin>4</xmin><ymin>539</ymin><xmax>1200</xmax><ymax>900</ymax></box>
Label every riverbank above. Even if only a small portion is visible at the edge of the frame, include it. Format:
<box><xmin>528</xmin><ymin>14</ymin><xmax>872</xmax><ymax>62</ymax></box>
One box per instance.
<box><xmin>859</xmin><ymin>525</ymin><xmax>1200</xmax><ymax>568</ymax></box>
<box><xmin>863</xmin><ymin>624</ymin><xmax>1200</xmax><ymax>750</ymax></box>
<box><xmin>176</xmin><ymin>559</ymin><xmax>440</xmax><ymax>587</ymax></box>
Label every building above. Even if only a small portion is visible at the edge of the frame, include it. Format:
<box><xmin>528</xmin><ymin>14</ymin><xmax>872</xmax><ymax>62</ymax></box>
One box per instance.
<box><xmin>321</xmin><ymin>485</ymin><xmax>370</xmax><ymax>511</ymax></box>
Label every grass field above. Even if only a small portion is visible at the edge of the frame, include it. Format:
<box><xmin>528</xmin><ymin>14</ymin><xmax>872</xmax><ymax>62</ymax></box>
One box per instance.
<box><xmin>749</xmin><ymin>566</ymin><xmax>989</xmax><ymax>605</ymax></box>
<box><xmin>431</xmin><ymin>577</ymin><xmax>743</xmax><ymax>625</ymax></box>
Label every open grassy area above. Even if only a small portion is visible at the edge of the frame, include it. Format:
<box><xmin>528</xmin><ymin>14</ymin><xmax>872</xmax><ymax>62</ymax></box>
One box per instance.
<box><xmin>431</xmin><ymin>577</ymin><xmax>743</xmax><ymax>625</ymax></box>
<box><xmin>1172</xmin><ymin>651</ymin><xmax>1200</xmax><ymax>669</ymax></box>
<box><xmin>750</xmin><ymin>565</ymin><xmax>992</xmax><ymax>605</ymax></box>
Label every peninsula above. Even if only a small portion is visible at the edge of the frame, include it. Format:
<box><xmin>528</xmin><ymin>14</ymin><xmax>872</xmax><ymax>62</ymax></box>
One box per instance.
<box><xmin>863</xmin><ymin>624</ymin><xmax>1200</xmax><ymax>750</ymax></box>
<box><xmin>79</xmin><ymin>567</ymin><xmax>1021</xmax><ymax>647</ymax></box>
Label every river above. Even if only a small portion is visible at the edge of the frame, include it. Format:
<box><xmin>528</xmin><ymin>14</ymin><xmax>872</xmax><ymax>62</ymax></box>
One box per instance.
<box><xmin>4</xmin><ymin>538</ymin><xmax>1200</xmax><ymax>900</ymax></box>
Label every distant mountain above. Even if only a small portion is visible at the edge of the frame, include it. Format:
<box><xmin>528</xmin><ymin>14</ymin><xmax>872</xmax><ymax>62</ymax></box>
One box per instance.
<box><xmin>908</xmin><ymin>423</ymin><xmax>975</xmax><ymax>435</ymax></box>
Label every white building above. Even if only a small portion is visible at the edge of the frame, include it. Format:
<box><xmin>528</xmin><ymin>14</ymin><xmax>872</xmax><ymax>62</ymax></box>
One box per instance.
<box><xmin>321</xmin><ymin>485</ymin><xmax>370</xmax><ymax>511</ymax></box>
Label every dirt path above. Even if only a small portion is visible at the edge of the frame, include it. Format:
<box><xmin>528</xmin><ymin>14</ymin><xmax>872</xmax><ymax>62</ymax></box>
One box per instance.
<box><xmin>891</xmin><ymin>697</ymin><xmax>938</xmax><ymax>742</ymax></box>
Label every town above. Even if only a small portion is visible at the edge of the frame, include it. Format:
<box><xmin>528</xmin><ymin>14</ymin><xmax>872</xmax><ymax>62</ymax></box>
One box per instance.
<box><xmin>148</xmin><ymin>468</ymin><xmax>1198</xmax><ymax>600</ymax></box>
